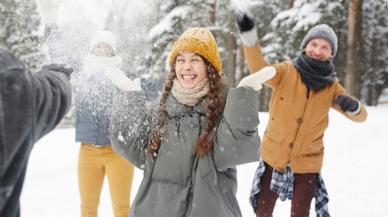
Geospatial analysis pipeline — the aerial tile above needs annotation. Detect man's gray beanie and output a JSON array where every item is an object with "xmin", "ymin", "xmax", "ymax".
[{"xmin": 301, "ymin": 24, "xmax": 338, "ymax": 57}]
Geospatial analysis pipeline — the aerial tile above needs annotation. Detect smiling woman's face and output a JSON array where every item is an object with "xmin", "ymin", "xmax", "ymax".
[{"xmin": 174, "ymin": 52, "xmax": 207, "ymax": 89}]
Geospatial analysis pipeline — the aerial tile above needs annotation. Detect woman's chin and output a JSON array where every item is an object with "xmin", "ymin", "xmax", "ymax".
[{"xmin": 180, "ymin": 80, "xmax": 197, "ymax": 89}]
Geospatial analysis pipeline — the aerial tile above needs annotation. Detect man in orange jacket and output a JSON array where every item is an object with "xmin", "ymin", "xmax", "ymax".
[{"xmin": 236, "ymin": 14, "xmax": 367, "ymax": 217}]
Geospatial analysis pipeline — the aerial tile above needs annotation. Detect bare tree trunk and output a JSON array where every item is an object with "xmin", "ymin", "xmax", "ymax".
[
  {"xmin": 345, "ymin": 0, "xmax": 363, "ymax": 98},
  {"xmin": 239, "ymin": 46, "xmax": 247, "ymax": 82},
  {"xmin": 225, "ymin": 14, "xmax": 237, "ymax": 87},
  {"xmin": 209, "ymin": 1, "xmax": 216, "ymax": 25},
  {"xmin": 258, "ymin": 87, "xmax": 271, "ymax": 111},
  {"xmin": 209, "ymin": 1, "xmax": 237, "ymax": 86},
  {"xmin": 288, "ymin": 0, "xmax": 295, "ymax": 8}
]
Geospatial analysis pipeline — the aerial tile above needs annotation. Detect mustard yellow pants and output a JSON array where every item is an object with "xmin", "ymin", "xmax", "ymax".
[{"xmin": 78, "ymin": 144, "xmax": 134, "ymax": 217}]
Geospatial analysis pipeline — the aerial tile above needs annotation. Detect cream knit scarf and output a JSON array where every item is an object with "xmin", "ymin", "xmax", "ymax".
[
  {"xmin": 171, "ymin": 78, "xmax": 209, "ymax": 106},
  {"xmin": 84, "ymin": 54, "xmax": 123, "ymax": 72}
]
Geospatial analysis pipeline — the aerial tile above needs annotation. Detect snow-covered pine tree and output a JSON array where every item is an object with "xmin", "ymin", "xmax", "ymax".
[
  {"xmin": 140, "ymin": 0, "xmax": 188, "ymax": 79},
  {"xmin": 0, "ymin": 0, "xmax": 44, "ymax": 70},
  {"xmin": 244, "ymin": 0, "xmax": 288, "ymax": 63},
  {"xmin": 361, "ymin": 0, "xmax": 388, "ymax": 105}
]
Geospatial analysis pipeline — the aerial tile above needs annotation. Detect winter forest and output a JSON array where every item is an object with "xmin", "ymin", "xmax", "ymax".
[
  {"xmin": 1, "ymin": 0, "xmax": 388, "ymax": 216},
  {"xmin": 1, "ymin": 0, "xmax": 388, "ymax": 114}
]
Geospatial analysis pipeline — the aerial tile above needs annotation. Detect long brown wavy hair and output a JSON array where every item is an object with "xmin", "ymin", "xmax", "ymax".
[{"xmin": 146, "ymin": 56, "xmax": 225, "ymax": 156}]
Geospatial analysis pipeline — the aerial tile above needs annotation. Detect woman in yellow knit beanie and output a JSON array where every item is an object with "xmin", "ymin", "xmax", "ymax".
[{"xmin": 110, "ymin": 27, "xmax": 273, "ymax": 217}]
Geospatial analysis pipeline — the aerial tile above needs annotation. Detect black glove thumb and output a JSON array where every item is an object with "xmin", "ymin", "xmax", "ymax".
[{"xmin": 236, "ymin": 13, "xmax": 255, "ymax": 33}]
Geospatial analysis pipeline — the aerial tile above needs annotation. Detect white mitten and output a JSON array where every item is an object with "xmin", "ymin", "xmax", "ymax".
[
  {"xmin": 239, "ymin": 27, "xmax": 259, "ymax": 47},
  {"xmin": 104, "ymin": 67, "xmax": 142, "ymax": 92},
  {"xmin": 237, "ymin": 66, "xmax": 276, "ymax": 91}
]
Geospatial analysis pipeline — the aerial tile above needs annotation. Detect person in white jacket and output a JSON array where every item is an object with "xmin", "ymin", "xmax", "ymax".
[{"xmin": 72, "ymin": 30, "xmax": 136, "ymax": 217}]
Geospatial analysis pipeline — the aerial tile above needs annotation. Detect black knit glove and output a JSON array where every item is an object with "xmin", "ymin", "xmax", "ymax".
[
  {"xmin": 236, "ymin": 13, "xmax": 255, "ymax": 33},
  {"xmin": 41, "ymin": 64, "xmax": 73, "ymax": 80},
  {"xmin": 333, "ymin": 95, "xmax": 359, "ymax": 112}
]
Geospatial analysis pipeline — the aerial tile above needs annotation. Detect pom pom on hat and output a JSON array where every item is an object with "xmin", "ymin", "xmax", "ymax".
[{"xmin": 168, "ymin": 27, "xmax": 222, "ymax": 74}]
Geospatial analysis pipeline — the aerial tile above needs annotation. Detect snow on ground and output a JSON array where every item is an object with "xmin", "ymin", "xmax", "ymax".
[{"xmin": 21, "ymin": 106, "xmax": 388, "ymax": 216}]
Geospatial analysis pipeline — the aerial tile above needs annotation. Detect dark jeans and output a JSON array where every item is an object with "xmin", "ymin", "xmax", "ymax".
[{"xmin": 255, "ymin": 163, "xmax": 317, "ymax": 217}]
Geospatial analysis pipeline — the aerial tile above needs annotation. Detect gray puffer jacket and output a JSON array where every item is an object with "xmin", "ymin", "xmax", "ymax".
[{"xmin": 110, "ymin": 86, "xmax": 260, "ymax": 217}]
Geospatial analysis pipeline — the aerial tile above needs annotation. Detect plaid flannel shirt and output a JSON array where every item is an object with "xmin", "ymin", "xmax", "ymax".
[{"xmin": 249, "ymin": 161, "xmax": 330, "ymax": 217}]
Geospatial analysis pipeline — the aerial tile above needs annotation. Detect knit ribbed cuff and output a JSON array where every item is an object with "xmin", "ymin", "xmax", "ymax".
[{"xmin": 347, "ymin": 100, "xmax": 362, "ymax": 116}]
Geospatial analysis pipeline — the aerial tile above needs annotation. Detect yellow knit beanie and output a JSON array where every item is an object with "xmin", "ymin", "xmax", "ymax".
[{"xmin": 168, "ymin": 27, "xmax": 222, "ymax": 74}]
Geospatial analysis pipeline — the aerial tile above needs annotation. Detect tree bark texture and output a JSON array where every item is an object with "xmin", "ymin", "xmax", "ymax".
[{"xmin": 345, "ymin": 0, "xmax": 363, "ymax": 98}]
